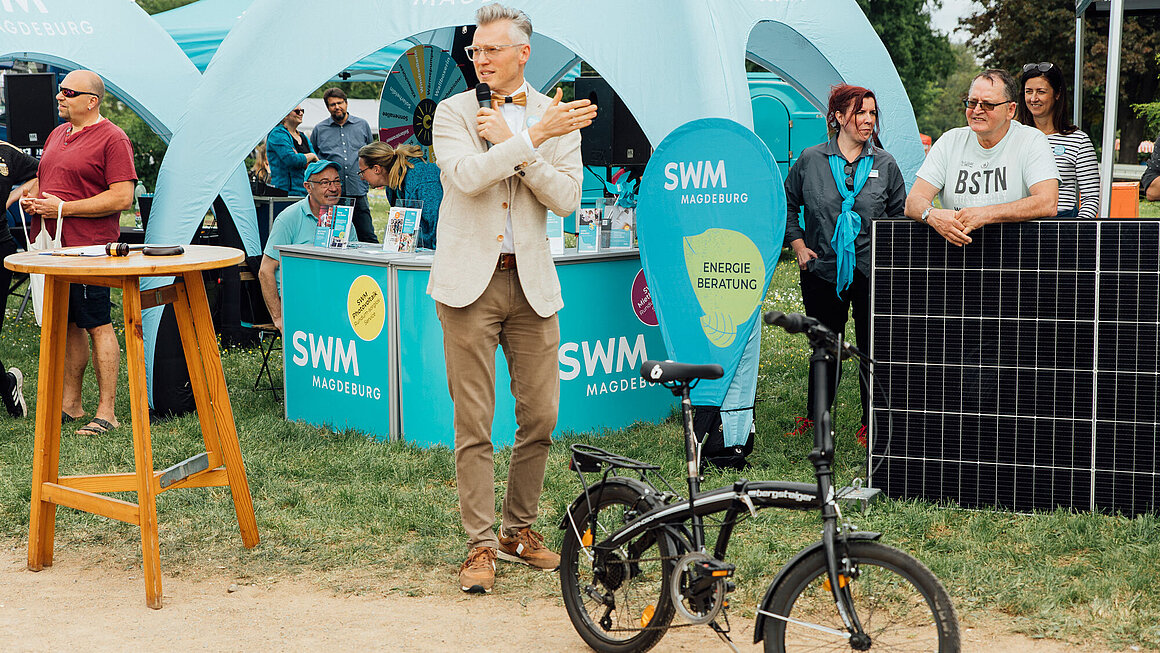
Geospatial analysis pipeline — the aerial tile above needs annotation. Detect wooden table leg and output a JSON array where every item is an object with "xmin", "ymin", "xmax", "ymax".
[
  {"xmin": 122, "ymin": 277, "xmax": 163, "ymax": 609},
  {"xmin": 28, "ymin": 276, "xmax": 70, "ymax": 571},
  {"xmin": 170, "ymin": 280, "xmax": 223, "ymax": 470},
  {"xmin": 182, "ymin": 271, "xmax": 259, "ymax": 549}
]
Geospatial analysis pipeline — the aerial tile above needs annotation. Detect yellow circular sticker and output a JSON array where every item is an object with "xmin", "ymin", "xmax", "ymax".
[{"xmin": 347, "ymin": 275, "xmax": 385, "ymax": 341}]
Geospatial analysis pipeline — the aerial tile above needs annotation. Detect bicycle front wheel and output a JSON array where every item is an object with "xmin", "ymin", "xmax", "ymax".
[
  {"xmin": 560, "ymin": 480, "xmax": 677, "ymax": 653},
  {"xmin": 762, "ymin": 541, "xmax": 959, "ymax": 652}
]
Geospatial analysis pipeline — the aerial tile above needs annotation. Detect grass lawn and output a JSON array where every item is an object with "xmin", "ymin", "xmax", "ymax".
[{"xmin": 10, "ymin": 214, "xmax": 1160, "ymax": 650}]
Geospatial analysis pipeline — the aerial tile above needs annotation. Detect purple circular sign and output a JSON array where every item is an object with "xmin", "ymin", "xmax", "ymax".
[{"xmin": 631, "ymin": 269, "xmax": 658, "ymax": 326}]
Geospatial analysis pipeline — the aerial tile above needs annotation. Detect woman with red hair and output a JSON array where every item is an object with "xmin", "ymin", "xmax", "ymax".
[{"xmin": 782, "ymin": 84, "xmax": 906, "ymax": 446}]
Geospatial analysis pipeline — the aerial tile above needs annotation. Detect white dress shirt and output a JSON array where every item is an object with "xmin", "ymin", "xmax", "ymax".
[{"xmin": 497, "ymin": 80, "xmax": 535, "ymax": 254}]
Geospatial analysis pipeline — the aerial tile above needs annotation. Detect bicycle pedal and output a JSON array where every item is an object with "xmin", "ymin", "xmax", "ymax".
[{"xmin": 690, "ymin": 558, "xmax": 735, "ymax": 580}]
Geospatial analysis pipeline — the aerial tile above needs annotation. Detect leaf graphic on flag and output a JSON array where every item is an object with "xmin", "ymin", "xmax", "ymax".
[{"xmin": 683, "ymin": 228, "xmax": 765, "ymax": 349}]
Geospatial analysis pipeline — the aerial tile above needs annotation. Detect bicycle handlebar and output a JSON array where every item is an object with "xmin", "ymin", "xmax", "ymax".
[{"xmin": 763, "ymin": 311, "xmax": 872, "ymax": 363}]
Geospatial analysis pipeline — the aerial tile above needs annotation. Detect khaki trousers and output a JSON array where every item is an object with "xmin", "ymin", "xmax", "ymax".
[{"xmin": 436, "ymin": 267, "xmax": 560, "ymax": 549}]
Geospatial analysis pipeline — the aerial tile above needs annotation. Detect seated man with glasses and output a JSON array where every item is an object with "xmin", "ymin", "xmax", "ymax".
[
  {"xmin": 905, "ymin": 68, "xmax": 1059, "ymax": 246},
  {"xmin": 258, "ymin": 160, "xmax": 355, "ymax": 332}
]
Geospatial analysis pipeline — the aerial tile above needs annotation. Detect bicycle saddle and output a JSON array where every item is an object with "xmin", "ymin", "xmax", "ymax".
[{"xmin": 640, "ymin": 360, "xmax": 724, "ymax": 383}]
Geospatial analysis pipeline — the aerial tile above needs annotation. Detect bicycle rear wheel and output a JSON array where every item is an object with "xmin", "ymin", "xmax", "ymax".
[
  {"xmin": 762, "ymin": 541, "xmax": 959, "ymax": 652},
  {"xmin": 560, "ymin": 481, "xmax": 677, "ymax": 653}
]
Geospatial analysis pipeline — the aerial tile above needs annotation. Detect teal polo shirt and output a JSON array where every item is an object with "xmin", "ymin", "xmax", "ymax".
[{"xmin": 264, "ymin": 198, "xmax": 358, "ymax": 290}]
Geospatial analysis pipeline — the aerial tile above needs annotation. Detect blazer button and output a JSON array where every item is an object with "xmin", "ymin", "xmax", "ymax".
[
  {"xmin": 497, "ymin": 235, "xmax": 504, "ymax": 242},
  {"xmin": 502, "ymin": 202, "xmax": 509, "ymax": 209}
]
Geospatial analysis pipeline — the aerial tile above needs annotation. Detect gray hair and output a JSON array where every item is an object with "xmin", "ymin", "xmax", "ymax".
[
  {"xmin": 475, "ymin": 3, "xmax": 532, "ymax": 44},
  {"xmin": 972, "ymin": 68, "xmax": 1018, "ymax": 103}
]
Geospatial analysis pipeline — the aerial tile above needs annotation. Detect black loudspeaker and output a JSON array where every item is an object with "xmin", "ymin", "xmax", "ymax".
[
  {"xmin": 450, "ymin": 25, "xmax": 479, "ymax": 89},
  {"xmin": 574, "ymin": 76, "xmax": 650, "ymax": 168},
  {"xmin": 4, "ymin": 73, "xmax": 56, "ymax": 149},
  {"xmin": 150, "ymin": 304, "xmax": 196, "ymax": 419}
]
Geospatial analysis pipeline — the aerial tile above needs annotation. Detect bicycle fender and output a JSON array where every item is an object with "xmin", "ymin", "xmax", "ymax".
[
  {"xmin": 752, "ymin": 531, "xmax": 882, "ymax": 644},
  {"xmin": 558, "ymin": 476, "xmax": 660, "ymax": 530}
]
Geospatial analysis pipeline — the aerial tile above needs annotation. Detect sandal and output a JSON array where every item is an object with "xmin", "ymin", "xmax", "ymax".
[{"xmin": 76, "ymin": 417, "xmax": 117, "ymax": 436}]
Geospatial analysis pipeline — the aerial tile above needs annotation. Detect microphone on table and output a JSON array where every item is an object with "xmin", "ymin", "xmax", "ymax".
[
  {"xmin": 105, "ymin": 243, "xmax": 185, "ymax": 257},
  {"xmin": 475, "ymin": 83, "xmax": 492, "ymax": 149}
]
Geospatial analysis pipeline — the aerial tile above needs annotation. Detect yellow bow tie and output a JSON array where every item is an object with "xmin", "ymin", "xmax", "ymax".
[{"xmin": 492, "ymin": 92, "xmax": 527, "ymax": 108}]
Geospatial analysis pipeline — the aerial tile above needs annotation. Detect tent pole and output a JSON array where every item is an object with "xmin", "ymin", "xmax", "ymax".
[
  {"xmin": 1098, "ymin": 0, "xmax": 1125, "ymax": 219},
  {"xmin": 1074, "ymin": 14, "xmax": 1084, "ymax": 127}
]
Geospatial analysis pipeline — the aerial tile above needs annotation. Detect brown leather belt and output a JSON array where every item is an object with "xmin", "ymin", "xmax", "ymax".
[{"xmin": 497, "ymin": 253, "xmax": 517, "ymax": 271}]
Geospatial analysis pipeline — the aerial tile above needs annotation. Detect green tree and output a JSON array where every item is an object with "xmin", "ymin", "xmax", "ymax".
[
  {"xmin": 963, "ymin": 0, "xmax": 1160, "ymax": 163},
  {"xmin": 856, "ymin": 0, "xmax": 956, "ymax": 135},
  {"xmin": 918, "ymin": 42, "xmax": 981, "ymax": 140},
  {"xmin": 136, "ymin": 0, "xmax": 197, "ymax": 14},
  {"xmin": 87, "ymin": 0, "xmax": 199, "ymax": 188}
]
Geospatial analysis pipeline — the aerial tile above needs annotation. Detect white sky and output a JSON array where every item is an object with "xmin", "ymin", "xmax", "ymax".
[{"xmin": 929, "ymin": 0, "xmax": 980, "ymax": 42}]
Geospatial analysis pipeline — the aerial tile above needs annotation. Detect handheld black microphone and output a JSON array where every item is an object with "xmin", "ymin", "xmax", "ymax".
[
  {"xmin": 475, "ymin": 82, "xmax": 491, "ymax": 109},
  {"xmin": 475, "ymin": 83, "xmax": 492, "ymax": 149}
]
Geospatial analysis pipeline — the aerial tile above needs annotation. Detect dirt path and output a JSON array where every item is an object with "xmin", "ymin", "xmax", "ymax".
[{"xmin": 0, "ymin": 542, "xmax": 1103, "ymax": 652}]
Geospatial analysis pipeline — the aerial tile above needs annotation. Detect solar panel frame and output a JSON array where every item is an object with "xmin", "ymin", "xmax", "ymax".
[{"xmin": 869, "ymin": 219, "xmax": 1160, "ymax": 514}]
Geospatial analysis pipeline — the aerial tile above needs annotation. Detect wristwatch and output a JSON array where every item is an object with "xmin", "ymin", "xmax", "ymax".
[{"xmin": 920, "ymin": 206, "xmax": 933, "ymax": 224}]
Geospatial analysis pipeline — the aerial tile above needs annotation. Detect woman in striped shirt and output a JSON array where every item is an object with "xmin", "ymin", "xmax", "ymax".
[{"xmin": 1017, "ymin": 62, "xmax": 1100, "ymax": 219}]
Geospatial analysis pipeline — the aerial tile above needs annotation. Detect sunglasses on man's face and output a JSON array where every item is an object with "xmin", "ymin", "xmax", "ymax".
[{"xmin": 59, "ymin": 87, "xmax": 98, "ymax": 99}]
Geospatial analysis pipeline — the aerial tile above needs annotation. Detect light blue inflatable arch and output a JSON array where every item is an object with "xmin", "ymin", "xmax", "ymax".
[
  {"xmin": 152, "ymin": 0, "xmax": 742, "ymax": 236},
  {"xmin": 727, "ymin": 0, "xmax": 926, "ymax": 186},
  {"xmin": 153, "ymin": 0, "xmax": 919, "ymax": 438},
  {"xmin": 0, "ymin": 0, "xmax": 260, "ymax": 405}
]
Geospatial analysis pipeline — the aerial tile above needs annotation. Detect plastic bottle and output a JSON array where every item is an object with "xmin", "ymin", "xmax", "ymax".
[{"xmin": 133, "ymin": 180, "xmax": 146, "ymax": 228}]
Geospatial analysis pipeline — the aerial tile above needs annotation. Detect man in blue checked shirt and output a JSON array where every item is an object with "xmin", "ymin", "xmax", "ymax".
[{"xmin": 311, "ymin": 87, "xmax": 378, "ymax": 243}]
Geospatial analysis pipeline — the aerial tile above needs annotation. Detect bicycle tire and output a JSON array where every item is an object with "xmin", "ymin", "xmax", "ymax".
[
  {"xmin": 560, "ymin": 481, "xmax": 678, "ymax": 653},
  {"xmin": 762, "ymin": 541, "xmax": 960, "ymax": 652}
]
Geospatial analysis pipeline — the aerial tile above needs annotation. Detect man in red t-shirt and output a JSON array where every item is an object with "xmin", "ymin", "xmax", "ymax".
[{"xmin": 20, "ymin": 70, "xmax": 136, "ymax": 437}]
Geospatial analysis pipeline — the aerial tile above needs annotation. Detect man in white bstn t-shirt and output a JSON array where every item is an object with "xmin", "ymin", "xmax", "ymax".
[{"xmin": 906, "ymin": 69, "xmax": 1060, "ymax": 246}]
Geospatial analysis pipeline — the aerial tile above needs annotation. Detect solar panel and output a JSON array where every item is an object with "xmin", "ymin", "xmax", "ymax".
[{"xmin": 869, "ymin": 220, "xmax": 1160, "ymax": 514}]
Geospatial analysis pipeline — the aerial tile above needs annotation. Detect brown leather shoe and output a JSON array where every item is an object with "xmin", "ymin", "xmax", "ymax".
[
  {"xmin": 497, "ymin": 527, "xmax": 560, "ymax": 570},
  {"xmin": 459, "ymin": 546, "xmax": 496, "ymax": 593}
]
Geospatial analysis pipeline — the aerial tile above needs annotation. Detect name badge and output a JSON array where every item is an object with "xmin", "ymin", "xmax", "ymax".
[
  {"xmin": 868, "ymin": 169, "xmax": 879, "ymax": 178},
  {"xmin": 1053, "ymin": 145, "xmax": 1067, "ymax": 156}
]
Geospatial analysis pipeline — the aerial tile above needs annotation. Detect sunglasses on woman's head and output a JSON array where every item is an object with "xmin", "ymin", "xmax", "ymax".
[
  {"xmin": 59, "ymin": 87, "xmax": 98, "ymax": 99},
  {"xmin": 1023, "ymin": 62, "xmax": 1055, "ymax": 73}
]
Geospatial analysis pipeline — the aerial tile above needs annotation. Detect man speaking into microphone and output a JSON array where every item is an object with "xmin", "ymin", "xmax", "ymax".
[{"xmin": 429, "ymin": 2, "xmax": 596, "ymax": 594}]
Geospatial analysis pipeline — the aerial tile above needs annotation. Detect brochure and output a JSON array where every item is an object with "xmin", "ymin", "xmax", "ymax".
[
  {"xmin": 329, "ymin": 204, "xmax": 353, "ymax": 248},
  {"xmin": 547, "ymin": 210, "xmax": 566, "ymax": 255},
  {"xmin": 605, "ymin": 200, "xmax": 635, "ymax": 249},
  {"xmin": 312, "ymin": 204, "xmax": 354, "ymax": 249},
  {"xmin": 314, "ymin": 204, "xmax": 336, "ymax": 248},
  {"xmin": 383, "ymin": 199, "xmax": 424, "ymax": 253},
  {"xmin": 577, "ymin": 207, "xmax": 600, "ymax": 253}
]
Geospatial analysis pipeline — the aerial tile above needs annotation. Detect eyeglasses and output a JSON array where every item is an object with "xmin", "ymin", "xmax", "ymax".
[
  {"xmin": 291, "ymin": 108, "xmax": 305, "ymax": 115},
  {"xmin": 962, "ymin": 98, "xmax": 1013, "ymax": 112},
  {"xmin": 1023, "ymin": 62, "xmax": 1055, "ymax": 73},
  {"xmin": 358, "ymin": 165, "xmax": 372, "ymax": 176},
  {"xmin": 464, "ymin": 44, "xmax": 521, "ymax": 60},
  {"xmin": 59, "ymin": 87, "xmax": 98, "ymax": 99},
  {"xmin": 308, "ymin": 178, "xmax": 342, "ymax": 188}
]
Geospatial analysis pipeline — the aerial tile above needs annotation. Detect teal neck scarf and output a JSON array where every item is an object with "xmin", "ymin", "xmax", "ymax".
[{"xmin": 828, "ymin": 152, "xmax": 873, "ymax": 298}]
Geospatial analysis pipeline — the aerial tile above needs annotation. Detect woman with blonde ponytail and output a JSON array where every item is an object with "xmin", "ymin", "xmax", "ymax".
[{"xmin": 358, "ymin": 142, "xmax": 443, "ymax": 249}]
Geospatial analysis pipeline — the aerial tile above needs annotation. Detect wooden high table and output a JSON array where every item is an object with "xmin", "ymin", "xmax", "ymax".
[{"xmin": 5, "ymin": 245, "xmax": 259, "ymax": 609}]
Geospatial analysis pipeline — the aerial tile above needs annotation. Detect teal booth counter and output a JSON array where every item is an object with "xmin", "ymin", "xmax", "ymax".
[{"xmin": 277, "ymin": 245, "xmax": 675, "ymax": 446}]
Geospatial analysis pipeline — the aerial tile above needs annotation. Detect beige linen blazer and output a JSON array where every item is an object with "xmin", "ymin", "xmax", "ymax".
[{"xmin": 427, "ymin": 86, "xmax": 583, "ymax": 317}]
